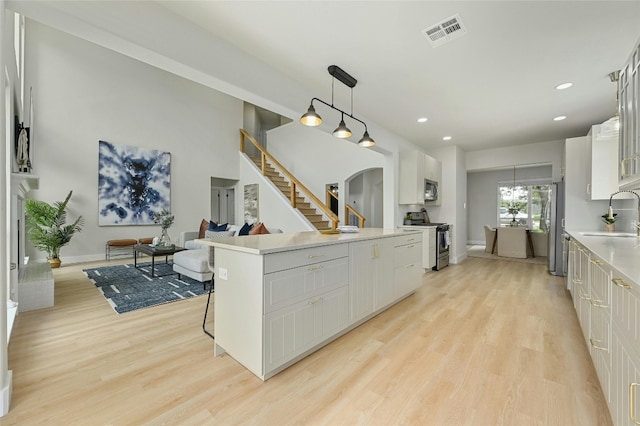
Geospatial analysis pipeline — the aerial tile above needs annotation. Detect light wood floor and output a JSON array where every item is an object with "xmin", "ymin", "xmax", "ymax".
[{"xmin": 4, "ymin": 256, "xmax": 611, "ymax": 425}]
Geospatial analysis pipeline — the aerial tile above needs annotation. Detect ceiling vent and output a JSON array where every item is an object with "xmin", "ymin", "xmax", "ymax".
[{"xmin": 422, "ymin": 14, "xmax": 467, "ymax": 47}]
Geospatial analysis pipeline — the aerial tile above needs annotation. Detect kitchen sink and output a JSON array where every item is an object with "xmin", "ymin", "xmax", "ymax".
[{"xmin": 579, "ymin": 231, "xmax": 639, "ymax": 238}]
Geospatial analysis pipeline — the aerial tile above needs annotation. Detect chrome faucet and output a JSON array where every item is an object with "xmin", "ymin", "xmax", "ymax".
[{"xmin": 609, "ymin": 190, "xmax": 640, "ymax": 236}]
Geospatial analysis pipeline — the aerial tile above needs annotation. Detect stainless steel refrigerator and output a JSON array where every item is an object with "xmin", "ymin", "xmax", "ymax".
[{"xmin": 548, "ymin": 181, "xmax": 567, "ymax": 276}]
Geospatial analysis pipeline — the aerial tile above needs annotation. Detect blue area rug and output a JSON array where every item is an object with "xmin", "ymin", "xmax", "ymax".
[{"xmin": 83, "ymin": 261, "xmax": 209, "ymax": 314}]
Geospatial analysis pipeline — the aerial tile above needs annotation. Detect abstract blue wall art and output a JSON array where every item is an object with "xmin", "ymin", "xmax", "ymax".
[{"xmin": 98, "ymin": 140, "xmax": 171, "ymax": 226}]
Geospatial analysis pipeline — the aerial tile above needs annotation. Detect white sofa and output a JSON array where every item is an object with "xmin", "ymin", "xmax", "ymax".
[
  {"xmin": 173, "ymin": 226, "xmax": 283, "ymax": 282},
  {"xmin": 173, "ymin": 231, "xmax": 214, "ymax": 282}
]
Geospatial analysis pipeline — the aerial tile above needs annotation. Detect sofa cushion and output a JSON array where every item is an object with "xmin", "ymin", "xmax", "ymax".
[
  {"xmin": 238, "ymin": 223, "xmax": 253, "ymax": 236},
  {"xmin": 173, "ymin": 249, "xmax": 210, "ymax": 273},
  {"xmin": 185, "ymin": 240, "xmax": 207, "ymax": 250},
  {"xmin": 209, "ymin": 222, "xmax": 228, "ymax": 232},
  {"xmin": 249, "ymin": 222, "xmax": 270, "ymax": 235},
  {"xmin": 205, "ymin": 230, "xmax": 235, "ymax": 238},
  {"xmin": 198, "ymin": 219, "xmax": 209, "ymax": 239}
]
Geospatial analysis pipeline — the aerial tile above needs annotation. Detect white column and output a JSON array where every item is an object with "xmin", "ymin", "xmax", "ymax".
[{"xmin": 0, "ymin": 0, "xmax": 13, "ymax": 416}]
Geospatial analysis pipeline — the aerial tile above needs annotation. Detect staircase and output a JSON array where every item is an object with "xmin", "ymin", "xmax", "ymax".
[{"xmin": 249, "ymin": 156, "xmax": 330, "ymax": 230}]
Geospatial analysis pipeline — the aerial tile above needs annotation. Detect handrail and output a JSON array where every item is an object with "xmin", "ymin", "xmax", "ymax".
[
  {"xmin": 346, "ymin": 205, "xmax": 366, "ymax": 228},
  {"xmin": 240, "ymin": 129, "xmax": 339, "ymax": 229},
  {"xmin": 326, "ymin": 189, "xmax": 366, "ymax": 228}
]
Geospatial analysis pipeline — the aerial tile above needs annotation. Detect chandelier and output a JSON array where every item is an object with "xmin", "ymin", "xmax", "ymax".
[{"xmin": 300, "ymin": 65, "xmax": 375, "ymax": 148}]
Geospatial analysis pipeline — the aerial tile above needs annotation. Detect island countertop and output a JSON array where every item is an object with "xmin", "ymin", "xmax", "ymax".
[
  {"xmin": 567, "ymin": 230, "xmax": 640, "ymax": 286},
  {"xmin": 195, "ymin": 228, "xmax": 422, "ymax": 255}
]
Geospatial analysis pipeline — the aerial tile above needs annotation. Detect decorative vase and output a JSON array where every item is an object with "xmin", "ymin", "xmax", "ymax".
[
  {"xmin": 158, "ymin": 228, "xmax": 172, "ymax": 247},
  {"xmin": 48, "ymin": 257, "xmax": 61, "ymax": 268},
  {"xmin": 510, "ymin": 219, "xmax": 518, "ymax": 227},
  {"xmin": 605, "ymin": 223, "xmax": 615, "ymax": 232}
]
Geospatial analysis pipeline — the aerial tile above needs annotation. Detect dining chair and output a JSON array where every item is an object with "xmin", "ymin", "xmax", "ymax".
[
  {"xmin": 496, "ymin": 227, "xmax": 528, "ymax": 258},
  {"xmin": 484, "ymin": 225, "xmax": 497, "ymax": 253}
]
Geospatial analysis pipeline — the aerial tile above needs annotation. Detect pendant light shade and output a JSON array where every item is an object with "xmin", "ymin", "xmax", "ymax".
[
  {"xmin": 358, "ymin": 131, "xmax": 376, "ymax": 147},
  {"xmin": 299, "ymin": 104, "xmax": 323, "ymax": 126},
  {"xmin": 332, "ymin": 115, "xmax": 352, "ymax": 138}
]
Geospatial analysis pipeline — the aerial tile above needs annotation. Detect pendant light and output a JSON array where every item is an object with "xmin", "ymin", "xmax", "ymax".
[
  {"xmin": 358, "ymin": 131, "xmax": 376, "ymax": 147},
  {"xmin": 333, "ymin": 113, "xmax": 352, "ymax": 138},
  {"xmin": 300, "ymin": 65, "xmax": 375, "ymax": 148},
  {"xmin": 300, "ymin": 104, "xmax": 322, "ymax": 127}
]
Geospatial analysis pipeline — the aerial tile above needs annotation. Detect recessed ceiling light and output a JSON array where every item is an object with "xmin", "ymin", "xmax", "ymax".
[
  {"xmin": 417, "ymin": 117, "xmax": 428, "ymax": 123},
  {"xmin": 555, "ymin": 82, "xmax": 573, "ymax": 90},
  {"xmin": 442, "ymin": 136, "xmax": 452, "ymax": 141},
  {"xmin": 553, "ymin": 115, "xmax": 567, "ymax": 121}
]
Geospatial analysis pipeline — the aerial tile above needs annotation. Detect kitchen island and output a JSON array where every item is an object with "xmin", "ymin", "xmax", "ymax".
[{"xmin": 196, "ymin": 228, "xmax": 423, "ymax": 380}]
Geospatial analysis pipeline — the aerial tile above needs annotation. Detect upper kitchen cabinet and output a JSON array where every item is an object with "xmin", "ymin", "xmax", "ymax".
[
  {"xmin": 398, "ymin": 151, "xmax": 442, "ymax": 206},
  {"xmin": 619, "ymin": 36, "xmax": 640, "ymax": 189},
  {"xmin": 587, "ymin": 124, "xmax": 631, "ymax": 200}
]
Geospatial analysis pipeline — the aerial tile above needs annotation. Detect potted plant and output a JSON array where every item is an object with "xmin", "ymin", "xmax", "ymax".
[
  {"xmin": 152, "ymin": 208, "xmax": 175, "ymax": 248},
  {"xmin": 602, "ymin": 208, "xmax": 618, "ymax": 232},
  {"xmin": 25, "ymin": 190, "xmax": 84, "ymax": 268}
]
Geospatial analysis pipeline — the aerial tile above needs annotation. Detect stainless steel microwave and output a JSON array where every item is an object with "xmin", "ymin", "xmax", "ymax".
[{"xmin": 425, "ymin": 178, "xmax": 438, "ymax": 202}]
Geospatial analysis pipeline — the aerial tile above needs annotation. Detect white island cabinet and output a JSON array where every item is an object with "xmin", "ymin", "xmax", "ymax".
[{"xmin": 197, "ymin": 228, "xmax": 423, "ymax": 381}]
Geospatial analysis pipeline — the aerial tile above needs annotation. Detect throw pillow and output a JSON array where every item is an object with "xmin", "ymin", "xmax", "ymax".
[
  {"xmin": 249, "ymin": 222, "xmax": 270, "ymax": 235},
  {"xmin": 204, "ymin": 230, "xmax": 235, "ymax": 239},
  {"xmin": 209, "ymin": 222, "xmax": 228, "ymax": 232},
  {"xmin": 238, "ymin": 222, "xmax": 253, "ymax": 236},
  {"xmin": 198, "ymin": 219, "xmax": 209, "ymax": 239}
]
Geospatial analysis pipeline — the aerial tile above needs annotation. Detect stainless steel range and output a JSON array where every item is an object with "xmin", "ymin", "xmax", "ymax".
[{"xmin": 433, "ymin": 224, "xmax": 450, "ymax": 271}]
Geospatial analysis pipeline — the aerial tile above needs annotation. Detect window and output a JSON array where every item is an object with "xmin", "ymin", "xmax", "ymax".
[{"xmin": 498, "ymin": 183, "xmax": 551, "ymax": 231}]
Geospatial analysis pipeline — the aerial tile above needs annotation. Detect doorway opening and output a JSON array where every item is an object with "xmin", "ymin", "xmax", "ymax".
[{"xmin": 210, "ymin": 177, "xmax": 237, "ymax": 223}]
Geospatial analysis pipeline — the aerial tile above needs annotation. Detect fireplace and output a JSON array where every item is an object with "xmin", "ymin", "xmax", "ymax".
[{"xmin": 10, "ymin": 173, "xmax": 39, "ymax": 303}]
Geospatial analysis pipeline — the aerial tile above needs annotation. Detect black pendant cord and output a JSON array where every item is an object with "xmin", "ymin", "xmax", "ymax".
[{"xmin": 202, "ymin": 280, "xmax": 215, "ymax": 340}]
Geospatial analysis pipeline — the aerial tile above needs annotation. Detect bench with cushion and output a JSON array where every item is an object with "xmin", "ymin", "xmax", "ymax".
[{"xmin": 105, "ymin": 239, "xmax": 137, "ymax": 260}]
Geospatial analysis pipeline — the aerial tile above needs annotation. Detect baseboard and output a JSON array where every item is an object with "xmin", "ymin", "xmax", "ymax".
[
  {"xmin": 0, "ymin": 370, "xmax": 12, "ymax": 417},
  {"xmin": 451, "ymin": 252, "xmax": 467, "ymax": 264}
]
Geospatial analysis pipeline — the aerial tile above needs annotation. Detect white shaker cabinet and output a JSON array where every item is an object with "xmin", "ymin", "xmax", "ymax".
[
  {"xmin": 611, "ymin": 330, "xmax": 640, "ymax": 426},
  {"xmin": 570, "ymin": 239, "xmax": 591, "ymax": 345},
  {"xmin": 426, "ymin": 227, "xmax": 436, "ymax": 270},
  {"xmin": 398, "ymin": 226, "xmax": 436, "ymax": 270},
  {"xmin": 611, "ymin": 273, "xmax": 640, "ymax": 426},
  {"xmin": 264, "ymin": 286, "xmax": 349, "ymax": 374},
  {"xmin": 567, "ymin": 233, "xmax": 640, "ymax": 425},
  {"xmin": 587, "ymin": 125, "xmax": 629, "ymax": 200},
  {"xmin": 263, "ymin": 254, "xmax": 350, "ymax": 373},
  {"xmin": 393, "ymin": 234, "xmax": 423, "ymax": 298},
  {"xmin": 619, "ymin": 35, "xmax": 640, "ymax": 190},
  {"xmin": 398, "ymin": 151, "xmax": 442, "ymax": 206},
  {"xmin": 349, "ymin": 238, "xmax": 393, "ymax": 322},
  {"xmin": 207, "ymin": 229, "xmax": 423, "ymax": 381},
  {"xmin": 589, "ymin": 257, "xmax": 612, "ymax": 403}
]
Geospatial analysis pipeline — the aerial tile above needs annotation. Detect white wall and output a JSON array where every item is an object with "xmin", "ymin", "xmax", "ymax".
[
  {"xmin": 237, "ymin": 154, "xmax": 310, "ymax": 232},
  {"xmin": 426, "ymin": 145, "xmax": 467, "ymax": 264},
  {"xmin": 267, "ymin": 124, "xmax": 384, "ymax": 198},
  {"xmin": 466, "ymin": 139, "xmax": 564, "ymax": 180},
  {"xmin": 266, "ymin": 123, "xmax": 385, "ymax": 227},
  {"xmin": 467, "ymin": 165, "xmax": 552, "ymax": 244},
  {"xmin": 24, "ymin": 20, "xmax": 243, "ymax": 263}
]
